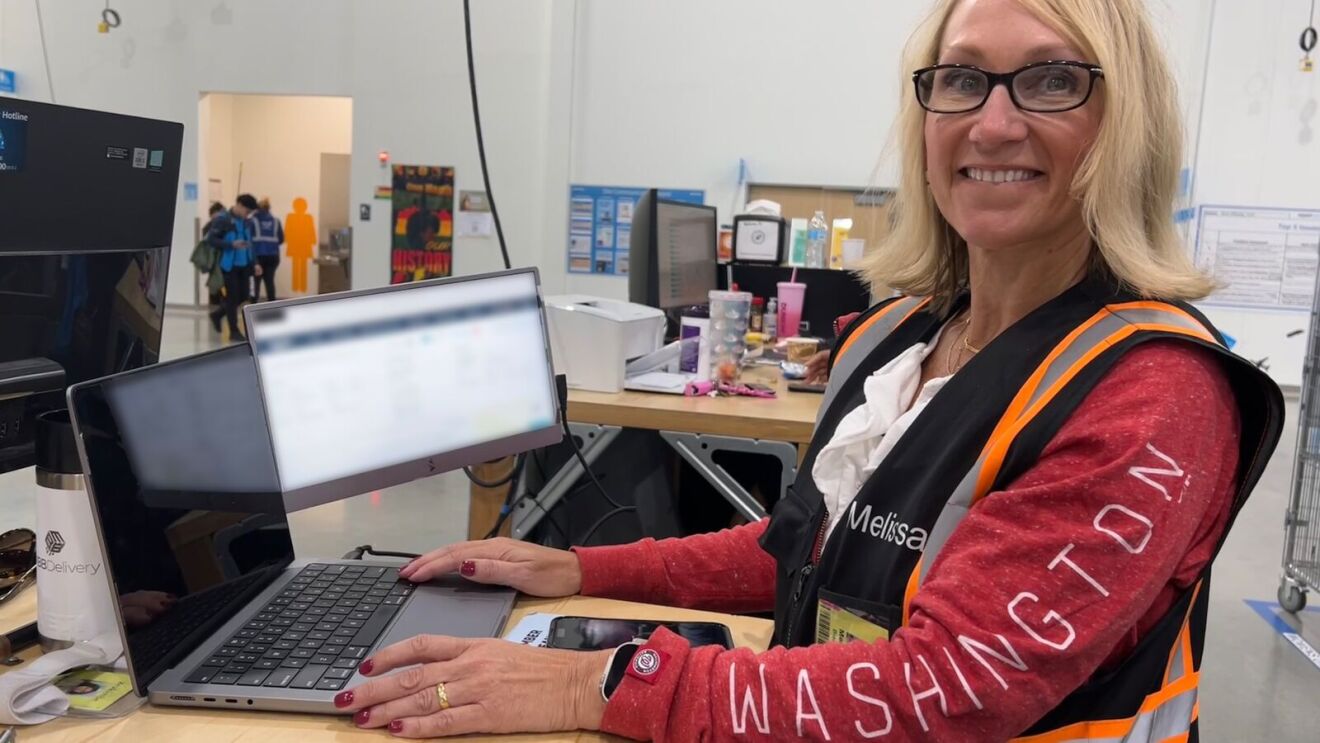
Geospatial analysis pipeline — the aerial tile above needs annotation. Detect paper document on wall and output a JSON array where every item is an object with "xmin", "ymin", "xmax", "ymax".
[{"xmin": 1194, "ymin": 205, "xmax": 1320, "ymax": 311}]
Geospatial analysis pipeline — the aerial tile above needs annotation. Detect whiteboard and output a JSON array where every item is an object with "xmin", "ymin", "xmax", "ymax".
[{"xmin": 1193, "ymin": 205, "xmax": 1320, "ymax": 312}]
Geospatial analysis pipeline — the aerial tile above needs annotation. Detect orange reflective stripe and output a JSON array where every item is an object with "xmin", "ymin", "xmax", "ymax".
[
  {"xmin": 973, "ymin": 323, "xmax": 1214, "ymax": 503},
  {"xmin": 1010, "ymin": 673, "xmax": 1200, "ymax": 743},
  {"xmin": 902, "ymin": 559, "xmax": 921, "ymax": 626},
  {"xmin": 980, "ymin": 309, "xmax": 1112, "ymax": 460},
  {"xmin": 834, "ymin": 297, "xmax": 931, "ymax": 363}
]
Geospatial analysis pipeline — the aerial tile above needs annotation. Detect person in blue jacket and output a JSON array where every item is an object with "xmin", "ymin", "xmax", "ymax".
[
  {"xmin": 248, "ymin": 196, "xmax": 285, "ymax": 302},
  {"xmin": 207, "ymin": 193, "xmax": 257, "ymax": 341}
]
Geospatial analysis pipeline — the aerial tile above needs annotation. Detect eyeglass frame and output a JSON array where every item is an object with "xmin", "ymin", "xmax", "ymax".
[{"xmin": 911, "ymin": 60, "xmax": 1105, "ymax": 114}]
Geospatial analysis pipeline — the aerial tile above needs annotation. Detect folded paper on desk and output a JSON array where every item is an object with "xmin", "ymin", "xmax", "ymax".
[{"xmin": 503, "ymin": 613, "xmax": 558, "ymax": 647}]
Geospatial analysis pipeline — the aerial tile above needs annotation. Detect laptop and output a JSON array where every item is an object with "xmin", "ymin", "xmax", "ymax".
[{"xmin": 67, "ymin": 269, "xmax": 563, "ymax": 713}]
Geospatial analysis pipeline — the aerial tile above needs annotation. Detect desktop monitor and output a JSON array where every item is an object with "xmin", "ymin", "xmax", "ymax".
[
  {"xmin": 244, "ymin": 268, "xmax": 562, "ymax": 511},
  {"xmin": 0, "ymin": 99, "xmax": 183, "ymax": 474},
  {"xmin": 628, "ymin": 190, "xmax": 718, "ymax": 310}
]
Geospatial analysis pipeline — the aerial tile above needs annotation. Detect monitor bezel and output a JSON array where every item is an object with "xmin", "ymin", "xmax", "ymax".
[
  {"xmin": 243, "ymin": 267, "xmax": 563, "ymax": 512},
  {"xmin": 653, "ymin": 198, "xmax": 718, "ymax": 310}
]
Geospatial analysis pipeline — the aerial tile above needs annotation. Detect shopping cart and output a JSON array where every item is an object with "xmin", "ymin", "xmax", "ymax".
[{"xmin": 1281, "ymin": 274, "xmax": 1320, "ymax": 613}]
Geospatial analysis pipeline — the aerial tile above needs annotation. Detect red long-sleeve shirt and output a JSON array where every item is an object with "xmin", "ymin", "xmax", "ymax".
[{"xmin": 574, "ymin": 341, "xmax": 1242, "ymax": 741}]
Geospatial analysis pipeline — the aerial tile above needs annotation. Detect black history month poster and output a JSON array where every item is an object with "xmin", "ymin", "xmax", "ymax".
[{"xmin": 391, "ymin": 165, "xmax": 454, "ymax": 284}]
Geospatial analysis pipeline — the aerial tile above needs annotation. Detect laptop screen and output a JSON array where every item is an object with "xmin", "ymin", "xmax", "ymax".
[
  {"xmin": 245, "ymin": 269, "xmax": 561, "ymax": 511},
  {"xmin": 69, "ymin": 343, "xmax": 293, "ymax": 692}
]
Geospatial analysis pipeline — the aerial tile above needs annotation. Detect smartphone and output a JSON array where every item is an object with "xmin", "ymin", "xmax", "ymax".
[
  {"xmin": 547, "ymin": 616, "xmax": 734, "ymax": 650},
  {"xmin": 788, "ymin": 381, "xmax": 827, "ymax": 394}
]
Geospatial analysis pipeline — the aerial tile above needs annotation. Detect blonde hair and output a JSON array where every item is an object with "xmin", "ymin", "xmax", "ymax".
[{"xmin": 861, "ymin": 0, "xmax": 1213, "ymax": 312}]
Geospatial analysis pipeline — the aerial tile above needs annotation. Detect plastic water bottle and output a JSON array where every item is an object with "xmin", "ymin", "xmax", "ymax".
[
  {"xmin": 806, "ymin": 210, "xmax": 828, "ymax": 269},
  {"xmin": 765, "ymin": 297, "xmax": 778, "ymax": 340}
]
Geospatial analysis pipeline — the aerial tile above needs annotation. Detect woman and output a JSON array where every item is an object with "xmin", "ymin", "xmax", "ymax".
[{"xmin": 338, "ymin": 0, "xmax": 1282, "ymax": 739}]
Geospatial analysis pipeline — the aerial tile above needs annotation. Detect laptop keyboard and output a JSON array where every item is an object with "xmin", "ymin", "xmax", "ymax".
[{"xmin": 183, "ymin": 563, "xmax": 415, "ymax": 691}]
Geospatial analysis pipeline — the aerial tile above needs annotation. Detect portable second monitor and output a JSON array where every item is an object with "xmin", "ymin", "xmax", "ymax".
[{"xmin": 244, "ymin": 270, "xmax": 561, "ymax": 510}]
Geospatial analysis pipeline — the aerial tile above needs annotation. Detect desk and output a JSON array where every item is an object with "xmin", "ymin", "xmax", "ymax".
[
  {"xmin": 0, "ymin": 591, "xmax": 773, "ymax": 742},
  {"xmin": 468, "ymin": 367, "xmax": 822, "ymax": 541}
]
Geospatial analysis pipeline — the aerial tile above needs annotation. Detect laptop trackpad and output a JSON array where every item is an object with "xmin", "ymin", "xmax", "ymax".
[{"xmin": 376, "ymin": 577, "xmax": 514, "ymax": 650}]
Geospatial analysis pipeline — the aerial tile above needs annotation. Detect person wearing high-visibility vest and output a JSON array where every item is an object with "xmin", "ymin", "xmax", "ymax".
[{"xmin": 333, "ymin": 0, "xmax": 1283, "ymax": 740}]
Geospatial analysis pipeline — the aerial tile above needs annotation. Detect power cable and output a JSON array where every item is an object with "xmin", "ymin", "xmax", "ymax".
[
  {"xmin": 461, "ymin": 0, "xmax": 512, "ymax": 271},
  {"xmin": 34, "ymin": 0, "xmax": 55, "ymax": 103}
]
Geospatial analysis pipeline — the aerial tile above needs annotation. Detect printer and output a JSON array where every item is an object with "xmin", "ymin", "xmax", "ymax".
[{"xmin": 544, "ymin": 295, "xmax": 666, "ymax": 393}]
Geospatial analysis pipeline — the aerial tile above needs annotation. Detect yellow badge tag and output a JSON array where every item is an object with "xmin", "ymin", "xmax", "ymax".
[{"xmin": 816, "ymin": 597, "xmax": 890, "ymax": 644}]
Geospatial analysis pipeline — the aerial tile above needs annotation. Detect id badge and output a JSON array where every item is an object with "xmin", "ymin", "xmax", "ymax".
[{"xmin": 815, "ymin": 596, "xmax": 890, "ymax": 644}]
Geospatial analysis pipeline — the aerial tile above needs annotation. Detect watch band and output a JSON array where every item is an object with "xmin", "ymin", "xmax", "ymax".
[{"xmin": 600, "ymin": 640, "xmax": 645, "ymax": 702}]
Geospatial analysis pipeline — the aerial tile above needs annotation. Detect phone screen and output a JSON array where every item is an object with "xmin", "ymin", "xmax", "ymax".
[{"xmin": 548, "ymin": 617, "xmax": 733, "ymax": 650}]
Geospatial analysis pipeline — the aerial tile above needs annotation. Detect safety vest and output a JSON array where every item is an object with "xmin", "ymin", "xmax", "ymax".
[
  {"xmin": 249, "ymin": 211, "xmax": 284, "ymax": 257},
  {"xmin": 760, "ymin": 277, "xmax": 1282, "ymax": 742}
]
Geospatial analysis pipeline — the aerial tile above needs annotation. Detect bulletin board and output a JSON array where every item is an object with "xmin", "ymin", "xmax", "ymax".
[{"xmin": 567, "ymin": 185, "xmax": 704, "ymax": 276}]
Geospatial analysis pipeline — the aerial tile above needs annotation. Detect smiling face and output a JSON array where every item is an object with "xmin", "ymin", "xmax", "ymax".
[{"xmin": 924, "ymin": 0, "xmax": 1103, "ymax": 255}]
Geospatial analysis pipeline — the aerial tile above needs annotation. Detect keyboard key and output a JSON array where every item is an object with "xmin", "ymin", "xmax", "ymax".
[
  {"xmin": 342, "ymin": 619, "xmax": 366, "ymax": 629},
  {"xmin": 290, "ymin": 665, "xmax": 331, "ymax": 690},
  {"xmin": 324, "ymin": 668, "xmax": 353, "ymax": 680},
  {"xmin": 222, "ymin": 664, "xmax": 251, "ymax": 675},
  {"xmin": 383, "ymin": 596, "xmax": 407, "ymax": 607},
  {"xmin": 313, "ymin": 653, "xmax": 339, "ymax": 665},
  {"xmin": 333, "ymin": 658, "xmax": 359, "ymax": 669},
  {"xmin": 226, "ymin": 638, "xmax": 247, "ymax": 648},
  {"xmin": 236, "ymin": 653, "xmax": 261, "ymax": 664},
  {"xmin": 264, "ymin": 669, "xmax": 298, "ymax": 688},
  {"xmin": 362, "ymin": 567, "xmax": 386, "ymax": 579},
  {"xmin": 238, "ymin": 670, "xmax": 271, "ymax": 686},
  {"xmin": 216, "ymin": 647, "xmax": 240, "ymax": 658},
  {"xmin": 185, "ymin": 668, "xmax": 217, "ymax": 684},
  {"xmin": 279, "ymin": 611, "xmax": 302, "ymax": 620},
  {"xmin": 257, "ymin": 613, "xmax": 277, "ymax": 622},
  {"xmin": 307, "ymin": 608, "xmax": 328, "ymax": 617},
  {"xmin": 270, "ymin": 619, "xmax": 295, "ymax": 629},
  {"xmin": 316, "ymin": 677, "xmax": 348, "ymax": 691},
  {"xmin": 308, "ymin": 631, "xmax": 332, "ymax": 641},
  {"xmin": 351, "ymin": 606, "xmax": 400, "ymax": 646},
  {"xmin": 203, "ymin": 657, "xmax": 229, "ymax": 667},
  {"xmin": 334, "ymin": 628, "xmax": 357, "ymax": 638},
  {"xmin": 323, "ymin": 565, "xmax": 347, "ymax": 575},
  {"xmin": 263, "ymin": 649, "xmax": 288, "ymax": 660},
  {"xmin": 274, "ymin": 640, "xmax": 298, "ymax": 651},
  {"xmin": 342, "ymin": 646, "xmax": 369, "ymax": 660},
  {"xmin": 316, "ymin": 622, "xmax": 340, "ymax": 632},
  {"xmin": 237, "ymin": 629, "xmax": 259, "ymax": 639},
  {"xmin": 328, "ymin": 607, "xmax": 352, "ymax": 617},
  {"xmin": 244, "ymin": 621, "xmax": 268, "ymax": 631},
  {"xmin": 282, "ymin": 632, "xmax": 307, "ymax": 642},
  {"xmin": 299, "ymin": 640, "xmax": 321, "ymax": 650},
  {"xmin": 349, "ymin": 611, "xmax": 372, "ymax": 621},
  {"xmin": 292, "ymin": 648, "xmax": 316, "ymax": 659},
  {"xmin": 292, "ymin": 623, "xmax": 316, "ymax": 633},
  {"xmin": 326, "ymin": 636, "xmax": 350, "ymax": 646},
  {"xmin": 255, "ymin": 659, "xmax": 280, "ymax": 670},
  {"xmin": 290, "ymin": 602, "xmax": 312, "ymax": 612},
  {"xmin": 257, "ymin": 634, "xmax": 281, "ymax": 644},
  {"xmin": 212, "ymin": 673, "xmax": 241, "ymax": 685},
  {"xmin": 281, "ymin": 658, "xmax": 309, "ymax": 669}
]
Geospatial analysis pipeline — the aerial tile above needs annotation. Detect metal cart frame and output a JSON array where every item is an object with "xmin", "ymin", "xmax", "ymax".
[{"xmin": 1279, "ymin": 255, "xmax": 1320, "ymax": 613}]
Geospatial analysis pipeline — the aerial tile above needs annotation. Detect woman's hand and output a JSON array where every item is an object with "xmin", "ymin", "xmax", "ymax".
[
  {"xmin": 119, "ymin": 590, "xmax": 176, "ymax": 629},
  {"xmin": 337, "ymin": 635, "xmax": 610, "ymax": 738},
  {"xmin": 399, "ymin": 537, "xmax": 583, "ymax": 597},
  {"xmin": 804, "ymin": 350, "xmax": 831, "ymax": 384}
]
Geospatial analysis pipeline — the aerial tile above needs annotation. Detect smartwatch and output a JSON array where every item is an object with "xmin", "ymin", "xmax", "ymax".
[{"xmin": 600, "ymin": 640, "xmax": 644, "ymax": 702}]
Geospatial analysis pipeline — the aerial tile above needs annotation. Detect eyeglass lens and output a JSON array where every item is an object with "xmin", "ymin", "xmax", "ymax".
[{"xmin": 918, "ymin": 64, "xmax": 1093, "ymax": 113}]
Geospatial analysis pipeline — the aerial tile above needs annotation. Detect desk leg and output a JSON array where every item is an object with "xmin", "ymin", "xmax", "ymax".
[
  {"xmin": 467, "ymin": 457, "xmax": 517, "ymax": 540},
  {"xmin": 658, "ymin": 431, "xmax": 799, "ymax": 522},
  {"xmin": 510, "ymin": 424, "xmax": 623, "ymax": 541}
]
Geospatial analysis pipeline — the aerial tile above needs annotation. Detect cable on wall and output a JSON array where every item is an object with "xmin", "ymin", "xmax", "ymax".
[
  {"xmin": 461, "ymin": 0, "xmax": 512, "ymax": 271},
  {"xmin": 33, "ymin": 0, "xmax": 56, "ymax": 102}
]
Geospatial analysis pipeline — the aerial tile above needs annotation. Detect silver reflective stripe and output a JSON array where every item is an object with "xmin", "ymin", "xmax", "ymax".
[
  {"xmin": 1020, "ymin": 686, "xmax": 1197, "ymax": 743},
  {"xmin": 918, "ymin": 305, "xmax": 1217, "ymax": 583},
  {"xmin": 1165, "ymin": 632, "xmax": 1188, "ymax": 683},
  {"xmin": 816, "ymin": 297, "xmax": 926, "ymax": 426}
]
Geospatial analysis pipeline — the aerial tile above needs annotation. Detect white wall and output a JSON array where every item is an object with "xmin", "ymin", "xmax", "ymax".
[
  {"xmin": 1190, "ymin": 0, "xmax": 1320, "ymax": 387},
  {"xmin": 0, "ymin": 0, "xmax": 556, "ymax": 304},
  {"xmin": 200, "ymin": 93, "xmax": 352, "ymax": 299}
]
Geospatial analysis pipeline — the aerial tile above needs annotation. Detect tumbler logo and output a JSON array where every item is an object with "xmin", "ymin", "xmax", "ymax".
[{"xmin": 45, "ymin": 530, "xmax": 66, "ymax": 555}]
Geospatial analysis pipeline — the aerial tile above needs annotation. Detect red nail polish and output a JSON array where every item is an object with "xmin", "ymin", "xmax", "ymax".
[
  {"xmin": 355, "ymin": 709, "xmax": 371, "ymax": 726},
  {"xmin": 359, "ymin": 659, "xmax": 374, "ymax": 675},
  {"xmin": 460, "ymin": 560, "xmax": 476, "ymax": 577},
  {"xmin": 389, "ymin": 720, "xmax": 404, "ymax": 734},
  {"xmin": 334, "ymin": 690, "xmax": 354, "ymax": 708}
]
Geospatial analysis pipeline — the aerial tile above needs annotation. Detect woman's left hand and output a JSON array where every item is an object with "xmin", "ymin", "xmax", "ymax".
[{"xmin": 337, "ymin": 635, "xmax": 611, "ymax": 738}]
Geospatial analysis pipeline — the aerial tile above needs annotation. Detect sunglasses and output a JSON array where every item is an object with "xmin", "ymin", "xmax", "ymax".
[{"xmin": 0, "ymin": 529, "xmax": 36, "ymax": 604}]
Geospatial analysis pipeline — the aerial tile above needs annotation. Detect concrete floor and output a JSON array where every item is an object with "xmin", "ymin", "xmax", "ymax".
[{"xmin": 1, "ymin": 308, "xmax": 1315, "ymax": 739}]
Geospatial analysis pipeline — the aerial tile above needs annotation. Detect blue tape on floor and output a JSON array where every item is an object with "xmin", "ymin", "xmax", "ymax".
[{"xmin": 1245, "ymin": 599, "xmax": 1320, "ymax": 673}]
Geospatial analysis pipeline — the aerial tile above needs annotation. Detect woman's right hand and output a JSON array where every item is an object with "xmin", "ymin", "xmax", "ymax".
[{"xmin": 398, "ymin": 538, "xmax": 583, "ymax": 598}]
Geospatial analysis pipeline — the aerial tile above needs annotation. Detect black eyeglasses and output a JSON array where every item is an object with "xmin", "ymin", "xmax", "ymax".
[{"xmin": 913, "ymin": 60, "xmax": 1104, "ymax": 114}]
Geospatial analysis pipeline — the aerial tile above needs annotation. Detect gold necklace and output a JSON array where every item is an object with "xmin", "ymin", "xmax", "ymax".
[{"xmin": 945, "ymin": 312, "xmax": 972, "ymax": 374}]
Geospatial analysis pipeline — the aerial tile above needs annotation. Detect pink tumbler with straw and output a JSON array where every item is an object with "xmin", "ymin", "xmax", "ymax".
[{"xmin": 776, "ymin": 281, "xmax": 806, "ymax": 339}]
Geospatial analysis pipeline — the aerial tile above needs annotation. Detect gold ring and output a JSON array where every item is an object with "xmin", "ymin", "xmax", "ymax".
[{"xmin": 436, "ymin": 681, "xmax": 450, "ymax": 711}]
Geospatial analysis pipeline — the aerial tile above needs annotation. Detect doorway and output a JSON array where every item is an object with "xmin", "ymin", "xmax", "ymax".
[{"xmin": 197, "ymin": 93, "xmax": 353, "ymax": 305}]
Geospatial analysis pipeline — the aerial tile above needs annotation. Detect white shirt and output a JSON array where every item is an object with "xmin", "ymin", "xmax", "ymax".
[{"xmin": 811, "ymin": 334, "xmax": 952, "ymax": 540}]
